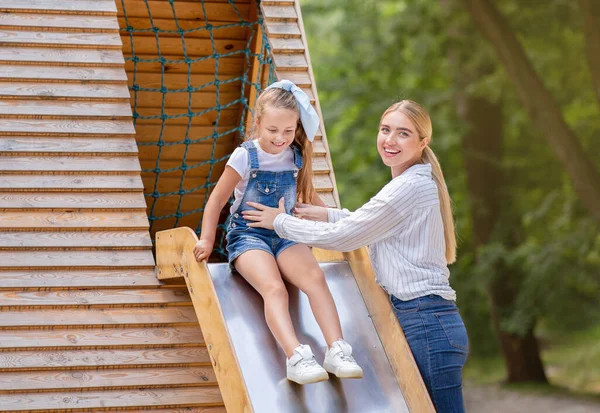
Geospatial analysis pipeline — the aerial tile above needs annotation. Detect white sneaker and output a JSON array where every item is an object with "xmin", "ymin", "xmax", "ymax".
[
  {"xmin": 286, "ymin": 344, "xmax": 329, "ymax": 385},
  {"xmin": 323, "ymin": 339, "xmax": 364, "ymax": 379}
]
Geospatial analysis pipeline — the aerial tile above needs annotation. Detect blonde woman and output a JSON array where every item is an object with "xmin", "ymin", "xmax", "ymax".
[{"xmin": 243, "ymin": 100, "xmax": 469, "ymax": 412}]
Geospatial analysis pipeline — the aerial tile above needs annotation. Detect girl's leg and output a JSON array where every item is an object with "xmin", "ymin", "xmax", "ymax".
[
  {"xmin": 234, "ymin": 249, "xmax": 300, "ymax": 357},
  {"xmin": 276, "ymin": 245, "xmax": 343, "ymax": 346}
]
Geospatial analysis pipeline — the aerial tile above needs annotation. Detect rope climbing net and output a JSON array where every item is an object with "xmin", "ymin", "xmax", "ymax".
[{"xmin": 120, "ymin": 0, "xmax": 274, "ymax": 259}]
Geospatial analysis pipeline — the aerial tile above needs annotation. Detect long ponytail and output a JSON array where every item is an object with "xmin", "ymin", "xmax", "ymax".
[{"xmin": 422, "ymin": 146, "xmax": 456, "ymax": 263}]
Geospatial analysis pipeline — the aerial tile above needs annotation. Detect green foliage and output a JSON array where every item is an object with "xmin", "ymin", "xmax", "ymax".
[{"xmin": 301, "ymin": 0, "xmax": 600, "ymax": 361}]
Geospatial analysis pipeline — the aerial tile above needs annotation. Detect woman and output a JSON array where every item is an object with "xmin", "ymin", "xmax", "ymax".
[{"xmin": 242, "ymin": 100, "xmax": 469, "ymax": 412}]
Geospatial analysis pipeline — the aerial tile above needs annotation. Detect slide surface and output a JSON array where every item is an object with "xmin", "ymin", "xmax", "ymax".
[{"xmin": 209, "ymin": 262, "xmax": 410, "ymax": 413}]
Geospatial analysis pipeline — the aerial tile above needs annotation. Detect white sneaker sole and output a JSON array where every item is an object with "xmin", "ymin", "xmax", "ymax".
[
  {"xmin": 287, "ymin": 370, "xmax": 329, "ymax": 385},
  {"xmin": 323, "ymin": 361, "xmax": 364, "ymax": 379}
]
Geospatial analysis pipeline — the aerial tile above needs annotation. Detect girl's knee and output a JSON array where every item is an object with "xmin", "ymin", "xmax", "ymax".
[
  {"xmin": 300, "ymin": 268, "xmax": 328, "ymax": 293},
  {"xmin": 262, "ymin": 283, "xmax": 288, "ymax": 300}
]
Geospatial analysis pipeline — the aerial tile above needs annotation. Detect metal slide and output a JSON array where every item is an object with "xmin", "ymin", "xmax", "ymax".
[{"xmin": 209, "ymin": 262, "xmax": 410, "ymax": 413}]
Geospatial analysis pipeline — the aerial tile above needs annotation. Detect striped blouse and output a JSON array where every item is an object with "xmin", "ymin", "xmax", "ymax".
[{"xmin": 273, "ymin": 163, "xmax": 456, "ymax": 301}]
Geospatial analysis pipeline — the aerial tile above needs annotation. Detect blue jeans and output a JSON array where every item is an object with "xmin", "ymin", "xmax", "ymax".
[{"xmin": 390, "ymin": 294, "xmax": 469, "ymax": 413}]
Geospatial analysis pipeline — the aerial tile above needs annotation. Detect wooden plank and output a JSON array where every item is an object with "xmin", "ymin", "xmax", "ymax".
[
  {"xmin": 269, "ymin": 37, "xmax": 304, "ymax": 54},
  {"xmin": 0, "ymin": 46, "xmax": 125, "ymax": 67},
  {"xmin": 0, "ymin": 269, "xmax": 162, "ymax": 289},
  {"xmin": 0, "ymin": 211, "xmax": 149, "ymax": 230},
  {"xmin": 0, "ymin": 47, "xmax": 124, "ymax": 66},
  {"xmin": 346, "ymin": 248, "xmax": 436, "ymax": 412},
  {"xmin": 134, "ymin": 107, "xmax": 239, "ymax": 126},
  {"xmin": 0, "ymin": 174, "xmax": 144, "ymax": 192},
  {"xmin": 0, "ymin": 230, "xmax": 152, "ymax": 249},
  {"xmin": 117, "ymin": 1, "xmax": 251, "ymax": 22},
  {"xmin": 0, "ymin": 289, "xmax": 190, "ymax": 308},
  {"xmin": 0, "ymin": 30, "xmax": 122, "ymax": 48},
  {"xmin": 133, "ymin": 91, "xmax": 242, "ymax": 111},
  {"xmin": 0, "ymin": 250, "xmax": 155, "ymax": 269},
  {"xmin": 0, "ymin": 307, "xmax": 198, "ymax": 328},
  {"xmin": 0, "ymin": 119, "xmax": 135, "ymax": 136},
  {"xmin": 138, "ymin": 142, "xmax": 231, "ymax": 163},
  {"xmin": 122, "ymin": 37, "xmax": 248, "ymax": 59},
  {"xmin": 0, "ymin": 156, "xmax": 140, "ymax": 172},
  {"xmin": 273, "ymin": 70, "xmax": 310, "ymax": 87},
  {"xmin": 0, "ymin": 13, "xmax": 119, "ymax": 31},
  {"xmin": 0, "ymin": 326, "xmax": 202, "ymax": 349},
  {"xmin": 262, "ymin": 5, "xmax": 297, "ymax": 21},
  {"xmin": 156, "ymin": 228, "xmax": 253, "ymax": 413},
  {"xmin": 1, "ymin": 1, "xmax": 117, "ymax": 14},
  {"xmin": 0, "ymin": 65, "xmax": 127, "ymax": 83},
  {"xmin": 134, "ymin": 124, "xmax": 238, "ymax": 144},
  {"xmin": 311, "ymin": 248, "xmax": 345, "ymax": 263},
  {"xmin": 312, "ymin": 156, "xmax": 330, "ymax": 174},
  {"xmin": 127, "ymin": 408, "xmax": 226, "ymax": 413},
  {"xmin": 262, "ymin": 0, "xmax": 295, "ymax": 5},
  {"xmin": 0, "ymin": 82, "xmax": 130, "ymax": 100},
  {"xmin": 319, "ymin": 191, "xmax": 336, "ymax": 208},
  {"xmin": 141, "ymin": 175, "xmax": 217, "ymax": 194},
  {"xmin": 140, "ymin": 159, "xmax": 227, "ymax": 179},
  {"xmin": 118, "ymin": 18, "xmax": 247, "ymax": 40},
  {"xmin": 0, "ymin": 192, "xmax": 147, "ymax": 210},
  {"xmin": 0, "ymin": 99, "xmax": 132, "ymax": 118},
  {"xmin": 272, "ymin": 53, "xmax": 308, "ymax": 70},
  {"xmin": 312, "ymin": 139, "xmax": 326, "ymax": 154},
  {"xmin": 0, "ymin": 387, "xmax": 223, "ymax": 411},
  {"xmin": 0, "ymin": 366, "xmax": 217, "ymax": 391},
  {"xmin": 313, "ymin": 174, "xmax": 333, "ymax": 191},
  {"xmin": 128, "ymin": 73, "xmax": 241, "ymax": 93},
  {"xmin": 124, "ymin": 57, "xmax": 246, "ymax": 76},
  {"xmin": 264, "ymin": 21, "xmax": 301, "ymax": 38},
  {"xmin": 0, "ymin": 347, "xmax": 210, "ymax": 370},
  {"xmin": 0, "ymin": 137, "xmax": 137, "ymax": 154}
]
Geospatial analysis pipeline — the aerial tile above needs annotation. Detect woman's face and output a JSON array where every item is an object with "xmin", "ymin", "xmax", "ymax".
[{"xmin": 377, "ymin": 111, "xmax": 429, "ymax": 176}]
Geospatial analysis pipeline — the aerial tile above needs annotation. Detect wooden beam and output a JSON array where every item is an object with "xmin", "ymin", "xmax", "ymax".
[{"xmin": 156, "ymin": 227, "xmax": 253, "ymax": 413}]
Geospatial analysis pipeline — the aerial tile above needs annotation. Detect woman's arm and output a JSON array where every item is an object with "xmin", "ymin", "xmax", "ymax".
[
  {"xmin": 245, "ymin": 180, "xmax": 418, "ymax": 252},
  {"xmin": 193, "ymin": 166, "xmax": 241, "ymax": 261}
]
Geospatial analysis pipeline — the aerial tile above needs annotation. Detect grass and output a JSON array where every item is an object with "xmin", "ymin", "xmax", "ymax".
[{"xmin": 464, "ymin": 323, "xmax": 600, "ymax": 399}]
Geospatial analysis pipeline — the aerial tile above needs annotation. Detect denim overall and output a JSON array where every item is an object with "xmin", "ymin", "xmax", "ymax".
[{"xmin": 226, "ymin": 140, "xmax": 303, "ymax": 264}]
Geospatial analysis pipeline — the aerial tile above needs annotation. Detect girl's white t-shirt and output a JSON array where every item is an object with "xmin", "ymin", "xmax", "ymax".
[{"xmin": 226, "ymin": 140, "xmax": 296, "ymax": 213}]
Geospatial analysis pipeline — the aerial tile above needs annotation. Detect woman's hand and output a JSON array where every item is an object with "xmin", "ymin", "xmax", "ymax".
[
  {"xmin": 193, "ymin": 239, "xmax": 213, "ymax": 262},
  {"xmin": 293, "ymin": 203, "xmax": 328, "ymax": 222},
  {"xmin": 243, "ymin": 198, "xmax": 286, "ymax": 230}
]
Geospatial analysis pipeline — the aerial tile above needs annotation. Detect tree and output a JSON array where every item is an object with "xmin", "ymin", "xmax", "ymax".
[{"xmin": 461, "ymin": 0, "xmax": 600, "ymax": 222}]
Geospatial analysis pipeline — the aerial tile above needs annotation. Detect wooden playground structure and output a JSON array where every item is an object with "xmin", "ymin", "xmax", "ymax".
[{"xmin": 0, "ymin": 1, "xmax": 434, "ymax": 411}]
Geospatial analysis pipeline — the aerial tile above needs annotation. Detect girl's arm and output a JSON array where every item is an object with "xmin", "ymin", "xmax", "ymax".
[{"xmin": 193, "ymin": 166, "xmax": 241, "ymax": 261}]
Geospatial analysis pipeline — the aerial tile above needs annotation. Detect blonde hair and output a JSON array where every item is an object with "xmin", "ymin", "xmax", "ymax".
[
  {"xmin": 249, "ymin": 88, "xmax": 316, "ymax": 204},
  {"xmin": 381, "ymin": 100, "xmax": 457, "ymax": 264}
]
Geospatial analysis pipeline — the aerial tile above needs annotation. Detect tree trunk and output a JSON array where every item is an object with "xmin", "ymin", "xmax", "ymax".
[
  {"xmin": 578, "ymin": 0, "xmax": 600, "ymax": 109},
  {"xmin": 462, "ymin": 0, "xmax": 600, "ymax": 223},
  {"xmin": 460, "ymin": 95, "xmax": 548, "ymax": 383}
]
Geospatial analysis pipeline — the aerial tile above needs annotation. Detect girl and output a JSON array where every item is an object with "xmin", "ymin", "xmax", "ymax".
[
  {"xmin": 193, "ymin": 80, "xmax": 363, "ymax": 385},
  {"xmin": 243, "ymin": 100, "xmax": 469, "ymax": 412}
]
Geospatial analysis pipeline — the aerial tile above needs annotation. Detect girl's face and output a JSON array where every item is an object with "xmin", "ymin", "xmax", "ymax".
[
  {"xmin": 256, "ymin": 107, "xmax": 298, "ymax": 154},
  {"xmin": 377, "ymin": 111, "xmax": 429, "ymax": 177}
]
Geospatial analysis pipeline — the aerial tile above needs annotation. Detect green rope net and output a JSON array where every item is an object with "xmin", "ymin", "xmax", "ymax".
[{"xmin": 119, "ymin": 0, "xmax": 275, "ymax": 260}]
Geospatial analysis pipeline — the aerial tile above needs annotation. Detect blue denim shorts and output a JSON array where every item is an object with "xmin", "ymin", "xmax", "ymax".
[{"xmin": 226, "ymin": 225, "xmax": 296, "ymax": 265}]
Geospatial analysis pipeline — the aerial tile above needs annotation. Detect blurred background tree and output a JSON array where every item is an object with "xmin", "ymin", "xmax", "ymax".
[{"xmin": 302, "ymin": 0, "xmax": 600, "ymax": 391}]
